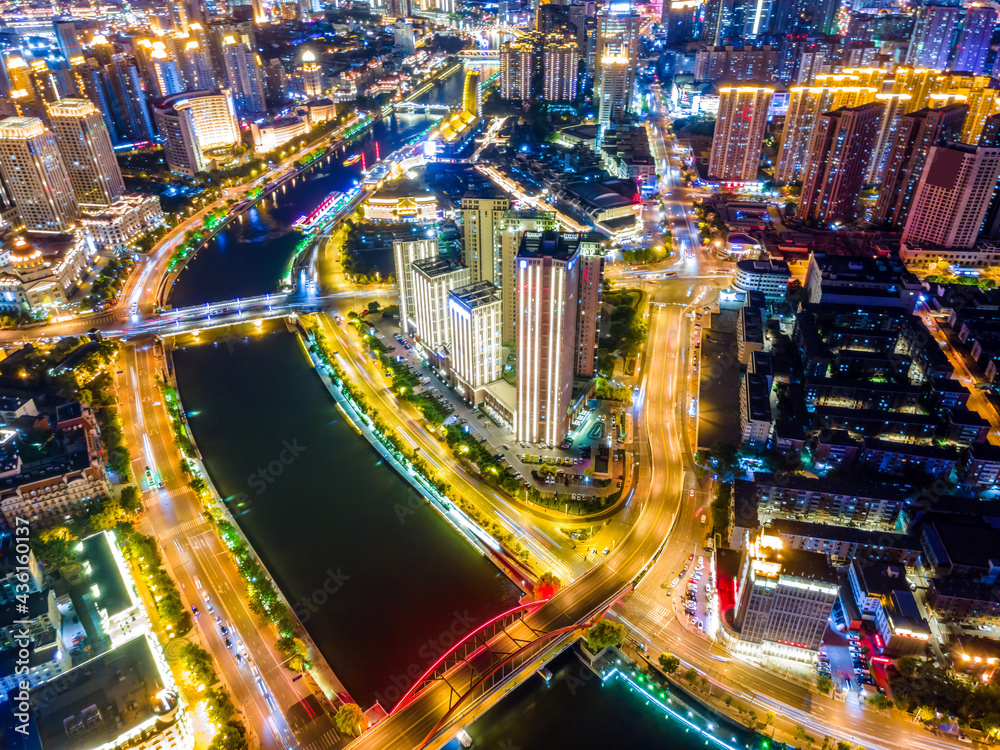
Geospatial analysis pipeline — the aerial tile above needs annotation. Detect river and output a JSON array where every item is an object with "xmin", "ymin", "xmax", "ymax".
[
  {"xmin": 173, "ymin": 328, "xmax": 520, "ymax": 707},
  {"xmin": 168, "ymin": 70, "xmax": 469, "ymax": 308}
]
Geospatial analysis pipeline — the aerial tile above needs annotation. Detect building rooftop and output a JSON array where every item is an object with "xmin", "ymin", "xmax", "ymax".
[
  {"xmin": 411, "ymin": 256, "xmax": 466, "ymax": 279},
  {"xmin": 750, "ymin": 471, "xmax": 906, "ymax": 500},
  {"xmin": 450, "ymin": 281, "xmax": 500, "ymax": 311},
  {"xmin": 76, "ymin": 531, "xmax": 131, "ymax": 620},
  {"xmin": 736, "ymin": 259, "xmax": 790, "ymax": 275},
  {"xmin": 769, "ymin": 518, "xmax": 920, "ymax": 550},
  {"xmin": 29, "ymin": 636, "xmax": 178, "ymax": 750},
  {"xmin": 516, "ymin": 230, "xmax": 603, "ymax": 261}
]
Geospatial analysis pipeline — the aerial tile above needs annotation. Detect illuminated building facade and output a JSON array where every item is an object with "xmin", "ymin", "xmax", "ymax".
[
  {"xmin": 48, "ymin": 99, "xmax": 126, "ymax": 208},
  {"xmin": 449, "ymin": 281, "xmax": 503, "ymax": 402},
  {"xmin": 300, "ymin": 50, "xmax": 323, "ymax": 98},
  {"xmin": 543, "ymin": 40, "xmax": 578, "ymax": 102},
  {"xmin": 411, "ymin": 256, "xmax": 471, "ymax": 352},
  {"xmin": 797, "ymin": 102, "xmax": 883, "ymax": 225},
  {"xmin": 708, "ymin": 86, "xmax": 773, "ymax": 182},
  {"xmin": 902, "ymin": 142, "xmax": 1000, "ymax": 249},
  {"xmin": 500, "ymin": 39, "xmax": 535, "ymax": 102},
  {"xmin": 462, "ymin": 195, "xmax": 510, "ymax": 285},
  {"xmin": 152, "ymin": 90, "xmax": 241, "ymax": 176},
  {"xmin": 733, "ymin": 532, "xmax": 840, "ymax": 656},
  {"xmin": 394, "ymin": 237, "xmax": 438, "ymax": 336},
  {"xmin": 0, "ymin": 117, "xmax": 78, "ymax": 233}
]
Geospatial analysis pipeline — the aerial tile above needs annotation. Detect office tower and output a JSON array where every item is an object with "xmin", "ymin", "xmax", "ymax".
[
  {"xmin": 220, "ymin": 34, "xmax": 266, "ymax": 115},
  {"xmin": 299, "ymin": 50, "xmax": 323, "ymax": 98},
  {"xmin": 153, "ymin": 90, "xmax": 240, "ymax": 175},
  {"xmin": 596, "ymin": 52, "xmax": 629, "ymax": 125},
  {"xmin": 874, "ymin": 104, "xmax": 969, "ymax": 229},
  {"xmin": 394, "ymin": 238, "xmax": 437, "ymax": 336},
  {"xmin": 775, "ymin": 79, "xmax": 877, "ymax": 184},
  {"xmin": 498, "ymin": 209, "xmax": 558, "ymax": 344},
  {"xmin": 500, "ymin": 40, "xmax": 535, "ymax": 103},
  {"xmin": 902, "ymin": 143, "xmax": 1000, "ymax": 248},
  {"xmin": 29, "ymin": 60, "xmax": 60, "ymax": 105},
  {"xmin": 952, "ymin": 7, "xmax": 995, "ymax": 76},
  {"xmin": 594, "ymin": 5, "xmax": 640, "ymax": 113},
  {"xmin": 701, "ymin": 0, "xmax": 728, "ymax": 45},
  {"xmin": 74, "ymin": 63, "xmax": 118, "ymax": 144},
  {"xmin": 150, "ymin": 46, "xmax": 185, "ymax": 98},
  {"xmin": 48, "ymin": 99, "xmax": 125, "ymax": 208},
  {"xmin": 393, "ymin": 20, "xmax": 416, "ymax": 55},
  {"xmin": 449, "ymin": 282, "xmax": 503, "ymax": 401},
  {"xmin": 0, "ymin": 117, "xmax": 78, "ymax": 233},
  {"xmin": 742, "ymin": 0, "xmax": 775, "ymax": 38},
  {"xmin": 543, "ymin": 40, "xmax": 578, "ymax": 102},
  {"xmin": 516, "ymin": 231, "xmax": 604, "ymax": 444},
  {"xmin": 53, "ymin": 21, "xmax": 82, "ymax": 61},
  {"xmin": 866, "ymin": 93, "xmax": 912, "ymax": 184},
  {"xmin": 462, "ymin": 196, "xmax": 510, "ymax": 284},
  {"xmin": 733, "ymin": 533, "xmax": 839, "ymax": 653},
  {"xmin": 265, "ymin": 59, "xmax": 288, "ymax": 105},
  {"xmin": 460, "ymin": 69, "xmax": 481, "ymax": 118},
  {"xmin": 179, "ymin": 26, "xmax": 217, "ymax": 90},
  {"xmin": 105, "ymin": 55, "xmax": 156, "ymax": 143},
  {"xmin": 708, "ymin": 86, "xmax": 773, "ymax": 182},
  {"xmin": 411, "ymin": 257, "xmax": 471, "ymax": 351},
  {"xmin": 797, "ymin": 102, "xmax": 884, "ymax": 225},
  {"xmin": 906, "ymin": 6, "xmax": 963, "ymax": 69},
  {"xmin": 390, "ymin": 0, "xmax": 413, "ymax": 15}
]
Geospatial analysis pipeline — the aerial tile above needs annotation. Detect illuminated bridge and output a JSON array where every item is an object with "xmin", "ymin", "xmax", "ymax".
[
  {"xmin": 394, "ymin": 102, "xmax": 452, "ymax": 114},
  {"xmin": 456, "ymin": 50, "xmax": 501, "ymax": 61}
]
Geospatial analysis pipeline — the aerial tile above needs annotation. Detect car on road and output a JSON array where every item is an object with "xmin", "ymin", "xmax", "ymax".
[
  {"xmin": 219, "ymin": 622, "xmax": 229, "ymax": 636},
  {"xmin": 191, "ymin": 605, "xmax": 199, "ymax": 616},
  {"xmin": 224, "ymin": 637, "xmax": 232, "ymax": 649}
]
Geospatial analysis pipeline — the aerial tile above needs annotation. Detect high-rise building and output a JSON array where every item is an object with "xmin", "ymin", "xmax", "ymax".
[
  {"xmin": 0, "ymin": 117, "xmax": 78, "ymax": 233},
  {"xmin": 463, "ymin": 69, "xmax": 482, "ymax": 117},
  {"xmin": 29, "ymin": 60, "xmax": 60, "ymax": 105},
  {"xmin": 700, "ymin": 0, "xmax": 728, "ymax": 45},
  {"xmin": 265, "ymin": 58, "xmax": 288, "ymax": 105},
  {"xmin": 733, "ymin": 532, "xmax": 840, "ymax": 655},
  {"xmin": 742, "ymin": 0, "xmax": 775, "ymax": 38},
  {"xmin": 462, "ymin": 195, "xmax": 510, "ymax": 285},
  {"xmin": 797, "ymin": 101, "xmax": 884, "ymax": 225},
  {"xmin": 958, "ymin": 87, "xmax": 1000, "ymax": 146},
  {"xmin": 299, "ymin": 50, "xmax": 323, "ymax": 98},
  {"xmin": 575, "ymin": 250, "xmax": 603, "ymax": 377},
  {"xmin": 500, "ymin": 39, "xmax": 535, "ymax": 103},
  {"xmin": 152, "ymin": 89, "xmax": 241, "ymax": 175},
  {"xmin": 104, "ymin": 55, "xmax": 156, "ymax": 144},
  {"xmin": 393, "ymin": 20, "xmax": 417, "ymax": 55},
  {"xmin": 873, "ymin": 104, "xmax": 968, "ymax": 230},
  {"xmin": 219, "ymin": 33, "xmax": 266, "ymax": 115},
  {"xmin": 393, "ymin": 237, "xmax": 437, "ymax": 336},
  {"xmin": 594, "ymin": 5, "xmax": 640, "ymax": 120},
  {"xmin": 149, "ymin": 46, "xmax": 185, "ymax": 98},
  {"xmin": 708, "ymin": 86, "xmax": 773, "ymax": 182},
  {"xmin": 53, "ymin": 21, "xmax": 82, "ymax": 62},
  {"xmin": 515, "ymin": 231, "xmax": 604, "ymax": 445},
  {"xmin": 498, "ymin": 209, "xmax": 558, "ymax": 344},
  {"xmin": 902, "ymin": 142, "xmax": 1000, "ymax": 249},
  {"xmin": 48, "ymin": 99, "xmax": 126, "ymax": 208},
  {"xmin": 448, "ymin": 281, "xmax": 503, "ymax": 402},
  {"xmin": 866, "ymin": 93, "xmax": 912, "ymax": 184},
  {"xmin": 543, "ymin": 40, "xmax": 578, "ymax": 102},
  {"xmin": 775, "ymin": 78, "xmax": 877, "ymax": 184},
  {"xmin": 906, "ymin": 6, "xmax": 963, "ymax": 69},
  {"xmin": 596, "ymin": 52, "xmax": 630, "ymax": 125},
  {"xmin": 953, "ymin": 7, "xmax": 996, "ymax": 75},
  {"xmin": 411, "ymin": 257, "xmax": 471, "ymax": 352},
  {"xmin": 178, "ymin": 26, "xmax": 217, "ymax": 90}
]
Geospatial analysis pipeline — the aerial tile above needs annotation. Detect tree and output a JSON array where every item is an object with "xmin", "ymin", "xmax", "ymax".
[
  {"xmin": 90, "ymin": 501, "xmax": 125, "ymax": 530},
  {"xmin": 817, "ymin": 674, "xmax": 833, "ymax": 694},
  {"xmin": 179, "ymin": 642, "xmax": 216, "ymax": 686},
  {"xmin": 584, "ymin": 619, "xmax": 626, "ymax": 653},
  {"xmin": 535, "ymin": 571, "xmax": 561, "ymax": 600},
  {"xmin": 867, "ymin": 693, "xmax": 893, "ymax": 710},
  {"xmin": 119, "ymin": 486, "xmax": 142, "ymax": 514},
  {"xmin": 683, "ymin": 668, "xmax": 698, "ymax": 683},
  {"xmin": 658, "ymin": 653, "xmax": 680, "ymax": 674},
  {"xmin": 334, "ymin": 703, "xmax": 366, "ymax": 737}
]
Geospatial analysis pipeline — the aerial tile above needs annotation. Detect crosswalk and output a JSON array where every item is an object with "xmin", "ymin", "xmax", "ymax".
[
  {"xmin": 165, "ymin": 517, "xmax": 209, "ymax": 538},
  {"xmin": 632, "ymin": 592, "xmax": 670, "ymax": 621},
  {"xmin": 303, "ymin": 727, "xmax": 341, "ymax": 750}
]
